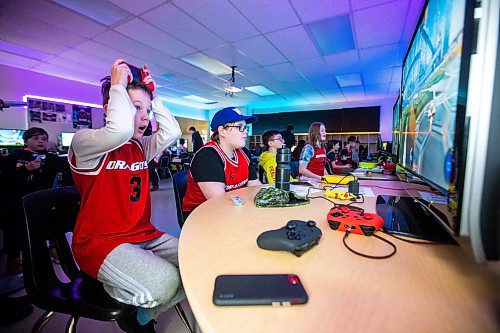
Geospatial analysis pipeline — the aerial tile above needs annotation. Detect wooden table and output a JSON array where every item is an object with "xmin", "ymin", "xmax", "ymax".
[{"xmin": 179, "ymin": 182, "xmax": 499, "ymax": 333}]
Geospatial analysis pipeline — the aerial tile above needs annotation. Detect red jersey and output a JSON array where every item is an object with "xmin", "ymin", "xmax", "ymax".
[
  {"xmin": 69, "ymin": 139, "xmax": 163, "ymax": 278},
  {"xmin": 301, "ymin": 146, "xmax": 326, "ymax": 177},
  {"xmin": 182, "ymin": 141, "xmax": 250, "ymax": 212}
]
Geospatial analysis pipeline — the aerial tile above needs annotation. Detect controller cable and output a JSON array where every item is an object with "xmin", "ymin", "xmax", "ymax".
[
  {"xmin": 343, "ymin": 228, "xmax": 397, "ymax": 259},
  {"xmin": 381, "ymin": 229, "xmax": 446, "ymax": 245}
]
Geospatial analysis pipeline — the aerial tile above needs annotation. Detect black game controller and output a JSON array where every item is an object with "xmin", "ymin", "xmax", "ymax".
[{"xmin": 257, "ymin": 220, "xmax": 322, "ymax": 257}]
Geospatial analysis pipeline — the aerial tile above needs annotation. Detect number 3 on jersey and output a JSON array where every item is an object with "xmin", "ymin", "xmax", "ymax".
[{"xmin": 130, "ymin": 176, "xmax": 141, "ymax": 202}]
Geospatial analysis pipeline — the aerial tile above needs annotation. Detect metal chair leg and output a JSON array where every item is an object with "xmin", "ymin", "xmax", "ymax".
[
  {"xmin": 32, "ymin": 311, "xmax": 56, "ymax": 333},
  {"xmin": 174, "ymin": 303, "xmax": 194, "ymax": 333},
  {"xmin": 65, "ymin": 316, "xmax": 79, "ymax": 333}
]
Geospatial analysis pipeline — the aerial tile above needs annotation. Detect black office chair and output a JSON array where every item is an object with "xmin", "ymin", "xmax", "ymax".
[
  {"xmin": 157, "ymin": 154, "xmax": 172, "ymax": 179},
  {"xmin": 172, "ymin": 171, "xmax": 189, "ymax": 228},
  {"xmin": 22, "ymin": 186, "xmax": 193, "ymax": 333}
]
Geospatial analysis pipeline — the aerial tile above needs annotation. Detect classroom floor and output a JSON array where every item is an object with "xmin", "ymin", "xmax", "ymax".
[{"xmin": 0, "ymin": 178, "xmax": 200, "ymax": 333}]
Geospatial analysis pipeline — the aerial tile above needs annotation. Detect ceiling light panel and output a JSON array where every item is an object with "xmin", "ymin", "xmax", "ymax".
[
  {"xmin": 245, "ymin": 85, "xmax": 276, "ymax": 96},
  {"xmin": 172, "ymin": 0, "xmax": 259, "ymax": 42},
  {"xmin": 52, "ymin": 0, "xmax": 130, "ymax": 26},
  {"xmin": 353, "ymin": 1, "xmax": 408, "ymax": 48},
  {"xmin": 183, "ymin": 95, "xmax": 216, "ymax": 104},
  {"xmin": 335, "ymin": 73, "xmax": 362, "ymax": 87},
  {"xmin": 290, "ymin": 0, "xmax": 349, "ymax": 23},
  {"xmin": 114, "ymin": 18, "xmax": 195, "ymax": 57},
  {"xmin": 142, "ymin": 3, "xmax": 224, "ymax": 51},
  {"xmin": 230, "ymin": 0, "xmax": 300, "ymax": 34},
  {"xmin": 266, "ymin": 25, "xmax": 319, "ymax": 61},
  {"xmin": 180, "ymin": 53, "xmax": 231, "ymax": 75},
  {"xmin": 307, "ymin": 15, "xmax": 355, "ymax": 55}
]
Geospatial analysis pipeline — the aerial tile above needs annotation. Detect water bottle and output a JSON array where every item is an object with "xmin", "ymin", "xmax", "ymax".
[{"xmin": 275, "ymin": 147, "xmax": 291, "ymax": 191}]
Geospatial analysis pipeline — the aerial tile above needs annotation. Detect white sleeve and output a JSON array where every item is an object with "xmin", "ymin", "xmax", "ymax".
[
  {"xmin": 69, "ymin": 85, "xmax": 134, "ymax": 169},
  {"xmin": 140, "ymin": 97, "xmax": 181, "ymax": 162}
]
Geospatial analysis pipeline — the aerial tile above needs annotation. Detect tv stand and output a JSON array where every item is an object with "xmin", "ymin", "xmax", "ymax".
[{"xmin": 376, "ymin": 195, "xmax": 457, "ymax": 244}]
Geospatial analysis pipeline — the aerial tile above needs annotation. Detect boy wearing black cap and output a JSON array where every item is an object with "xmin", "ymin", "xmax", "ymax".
[
  {"xmin": 182, "ymin": 107, "xmax": 261, "ymax": 219},
  {"xmin": 338, "ymin": 135, "xmax": 359, "ymax": 169},
  {"xmin": 4, "ymin": 127, "xmax": 65, "ymax": 275}
]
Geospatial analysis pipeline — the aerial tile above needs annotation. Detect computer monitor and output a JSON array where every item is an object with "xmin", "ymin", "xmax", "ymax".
[
  {"xmin": 61, "ymin": 132, "xmax": 75, "ymax": 147},
  {"xmin": 391, "ymin": 95, "xmax": 401, "ymax": 157},
  {"xmin": 0, "ymin": 129, "xmax": 25, "ymax": 146}
]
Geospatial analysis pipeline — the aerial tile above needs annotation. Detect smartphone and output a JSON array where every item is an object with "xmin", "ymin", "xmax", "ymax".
[
  {"xmin": 213, "ymin": 274, "xmax": 308, "ymax": 306},
  {"xmin": 126, "ymin": 63, "xmax": 143, "ymax": 82}
]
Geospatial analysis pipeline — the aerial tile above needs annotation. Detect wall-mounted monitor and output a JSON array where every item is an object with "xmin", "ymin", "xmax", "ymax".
[
  {"xmin": 61, "ymin": 132, "xmax": 75, "ymax": 147},
  {"xmin": 0, "ymin": 129, "xmax": 25, "ymax": 146},
  {"xmin": 399, "ymin": 0, "xmax": 473, "ymax": 195},
  {"xmin": 391, "ymin": 95, "xmax": 401, "ymax": 157}
]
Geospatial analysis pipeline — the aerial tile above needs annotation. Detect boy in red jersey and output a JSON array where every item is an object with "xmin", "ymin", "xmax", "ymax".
[
  {"xmin": 68, "ymin": 59, "xmax": 182, "ymax": 333},
  {"xmin": 182, "ymin": 107, "xmax": 261, "ymax": 220}
]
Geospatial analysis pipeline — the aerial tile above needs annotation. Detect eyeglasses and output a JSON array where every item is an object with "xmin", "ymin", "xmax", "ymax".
[
  {"xmin": 271, "ymin": 136, "xmax": 284, "ymax": 142},
  {"xmin": 224, "ymin": 124, "xmax": 248, "ymax": 132}
]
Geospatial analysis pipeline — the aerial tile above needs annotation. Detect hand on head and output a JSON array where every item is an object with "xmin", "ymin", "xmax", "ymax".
[
  {"xmin": 142, "ymin": 64, "xmax": 157, "ymax": 98},
  {"xmin": 110, "ymin": 59, "xmax": 131, "ymax": 87}
]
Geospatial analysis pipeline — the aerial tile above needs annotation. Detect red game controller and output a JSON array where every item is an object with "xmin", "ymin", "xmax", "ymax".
[
  {"xmin": 123, "ymin": 62, "xmax": 155, "ymax": 92},
  {"xmin": 327, "ymin": 204, "xmax": 384, "ymax": 236}
]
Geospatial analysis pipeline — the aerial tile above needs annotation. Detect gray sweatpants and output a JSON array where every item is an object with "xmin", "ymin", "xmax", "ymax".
[{"xmin": 97, "ymin": 233, "xmax": 185, "ymax": 319}]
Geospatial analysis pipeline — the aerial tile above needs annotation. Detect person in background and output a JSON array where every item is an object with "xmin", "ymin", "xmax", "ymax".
[
  {"xmin": 338, "ymin": 135, "xmax": 359, "ymax": 169},
  {"xmin": 259, "ymin": 130, "xmax": 285, "ymax": 184},
  {"xmin": 328, "ymin": 139, "xmax": 354, "ymax": 174},
  {"xmin": 176, "ymin": 138, "xmax": 187, "ymax": 156},
  {"xmin": 299, "ymin": 122, "xmax": 328, "ymax": 181},
  {"xmin": 280, "ymin": 124, "xmax": 296, "ymax": 149},
  {"xmin": 68, "ymin": 59, "xmax": 183, "ymax": 333},
  {"xmin": 326, "ymin": 140, "xmax": 341, "ymax": 163},
  {"xmin": 144, "ymin": 123, "xmax": 160, "ymax": 191},
  {"xmin": 188, "ymin": 126, "xmax": 204, "ymax": 153},
  {"xmin": 290, "ymin": 139, "xmax": 305, "ymax": 178},
  {"xmin": 182, "ymin": 107, "xmax": 261, "ymax": 219},
  {"xmin": 4, "ymin": 127, "xmax": 66, "ymax": 275}
]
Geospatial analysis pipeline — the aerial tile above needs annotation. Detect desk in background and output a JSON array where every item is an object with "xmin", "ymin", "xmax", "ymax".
[{"xmin": 179, "ymin": 182, "xmax": 499, "ymax": 333}]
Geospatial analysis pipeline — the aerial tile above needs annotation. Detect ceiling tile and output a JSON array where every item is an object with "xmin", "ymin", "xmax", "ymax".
[
  {"xmin": 310, "ymin": 75, "xmax": 340, "ymax": 91},
  {"xmin": 52, "ymin": 0, "xmax": 131, "ymax": 26},
  {"xmin": 266, "ymin": 25, "xmax": 319, "ymax": 61},
  {"xmin": 233, "ymin": 36, "xmax": 287, "ymax": 66},
  {"xmin": 341, "ymin": 86, "xmax": 366, "ymax": 100},
  {"xmin": 290, "ymin": 0, "xmax": 349, "ymax": 23},
  {"xmin": 204, "ymin": 44, "xmax": 260, "ymax": 70},
  {"xmin": 293, "ymin": 57, "xmax": 329, "ymax": 79},
  {"xmin": 324, "ymin": 50, "xmax": 361, "ymax": 75},
  {"xmin": 172, "ymin": 0, "xmax": 259, "ymax": 42},
  {"xmin": 299, "ymin": 90, "xmax": 328, "ymax": 104},
  {"xmin": 1, "ymin": 0, "xmax": 108, "ymax": 38},
  {"xmin": 107, "ymin": 0, "xmax": 166, "ymax": 15},
  {"xmin": 0, "ymin": 24, "xmax": 70, "ymax": 54},
  {"xmin": 350, "ymin": 0, "xmax": 398, "ymax": 11},
  {"xmin": 142, "ymin": 3, "xmax": 224, "ymax": 50},
  {"xmin": 0, "ymin": 51, "xmax": 41, "ymax": 68},
  {"xmin": 364, "ymin": 84, "xmax": 389, "ymax": 97},
  {"xmin": 358, "ymin": 43, "xmax": 399, "ymax": 70},
  {"xmin": 265, "ymin": 63, "xmax": 304, "ymax": 82},
  {"xmin": 362, "ymin": 68, "xmax": 393, "ymax": 85},
  {"xmin": 391, "ymin": 66, "xmax": 402, "ymax": 84},
  {"xmin": 353, "ymin": 0, "xmax": 408, "ymax": 48},
  {"xmin": 0, "ymin": 40, "xmax": 53, "ymax": 62},
  {"xmin": 114, "ymin": 18, "xmax": 195, "ymax": 57},
  {"xmin": 229, "ymin": 0, "xmax": 300, "ymax": 33},
  {"xmin": 322, "ymin": 89, "xmax": 345, "ymax": 103},
  {"xmin": 402, "ymin": 0, "xmax": 426, "ymax": 42}
]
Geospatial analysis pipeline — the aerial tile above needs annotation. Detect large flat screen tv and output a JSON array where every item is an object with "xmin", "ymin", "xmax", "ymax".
[
  {"xmin": 391, "ymin": 95, "xmax": 401, "ymax": 157},
  {"xmin": 399, "ymin": 0, "xmax": 473, "ymax": 195},
  {"xmin": 0, "ymin": 129, "xmax": 25, "ymax": 146}
]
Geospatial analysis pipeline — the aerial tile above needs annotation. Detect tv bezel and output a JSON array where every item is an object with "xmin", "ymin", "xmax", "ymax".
[{"xmin": 398, "ymin": 0, "xmax": 475, "ymax": 197}]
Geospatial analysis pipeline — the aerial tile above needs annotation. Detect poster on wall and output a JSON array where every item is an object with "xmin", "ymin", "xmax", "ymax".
[
  {"xmin": 42, "ymin": 111, "xmax": 57, "ymax": 122},
  {"xmin": 72, "ymin": 105, "xmax": 92, "ymax": 129},
  {"xmin": 29, "ymin": 110, "xmax": 42, "ymax": 123}
]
